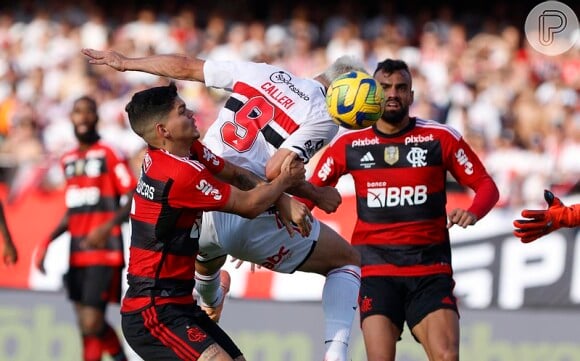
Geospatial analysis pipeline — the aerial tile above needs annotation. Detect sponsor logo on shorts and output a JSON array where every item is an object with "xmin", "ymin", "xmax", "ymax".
[
  {"xmin": 186, "ymin": 326, "xmax": 207, "ymax": 343},
  {"xmin": 441, "ymin": 296, "xmax": 456, "ymax": 306},
  {"xmin": 261, "ymin": 246, "xmax": 291, "ymax": 270},
  {"xmin": 359, "ymin": 296, "xmax": 373, "ymax": 313}
]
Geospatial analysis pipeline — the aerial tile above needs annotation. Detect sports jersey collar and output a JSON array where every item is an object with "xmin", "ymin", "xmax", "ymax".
[
  {"xmin": 147, "ymin": 144, "xmax": 198, "ymax": 161},
  {"xmin": 313, "ymin": 79, "xmax": 326, "ymax": 96},
  {"xmin": 373, "ymin": 117, "xmax": 417, "ymax": 138}
]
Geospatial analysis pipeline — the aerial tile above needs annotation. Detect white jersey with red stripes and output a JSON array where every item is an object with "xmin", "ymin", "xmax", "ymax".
[
  {"xmin": 197, "ymin": 60, "xmax": 334, "ymax": 272},
  {"xmin": 202, "ymin": 60, "xmax": 338, "ymax": 177}
]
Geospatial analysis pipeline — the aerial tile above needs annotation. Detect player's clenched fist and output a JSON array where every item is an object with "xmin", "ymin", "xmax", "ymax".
[
  {"xmin": 279, "ymin": 152, "xmax": 306, "ymax": 187},
  {"xmin": 513, "ymin": 190, "xmax": 580, "ymax": 243}
]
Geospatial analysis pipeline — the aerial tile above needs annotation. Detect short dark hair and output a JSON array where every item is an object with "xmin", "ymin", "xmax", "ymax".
[
  {"xmin": 374, "ymin": 59, "xmax": 410, "ymax": 77},
  {"xmin": 125, "ymin": 83, "xmax": 178, "ymax": 137},
  {"xmin": 73, "ymin": 95, "xmax": 98, "ymax": 113}
]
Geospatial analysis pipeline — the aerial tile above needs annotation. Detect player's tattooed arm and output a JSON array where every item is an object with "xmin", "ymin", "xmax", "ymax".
[{"xmin": 216, "ymin": 161, "xmax": 266, "ymax": 190}]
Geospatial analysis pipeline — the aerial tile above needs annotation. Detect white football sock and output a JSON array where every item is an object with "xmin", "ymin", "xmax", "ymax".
[
  {"xmin": 322, "ymin": 265, "xmax": 361, "ymax": 361},
  {"xmin": 194, "ymin": 270, "xmax": 222, "ymax": 307}
]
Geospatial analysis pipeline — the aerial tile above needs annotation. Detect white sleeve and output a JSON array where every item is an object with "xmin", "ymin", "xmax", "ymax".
[
  {"xmin": 279, "ymin": 120, "xmax": 338, "ymax": 163},
  {"xmin": 203, "ymin": 60, "xmax": 236, "ymax": 90},
  {"xmin": 203, "ymin": 60, "xmax": 273, "ymax": 91}
]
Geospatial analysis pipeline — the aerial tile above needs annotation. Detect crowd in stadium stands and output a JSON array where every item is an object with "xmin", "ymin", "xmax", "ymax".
[{"xmin": 0, "ymin": 1, "xmax": 577, "ymax": 208}]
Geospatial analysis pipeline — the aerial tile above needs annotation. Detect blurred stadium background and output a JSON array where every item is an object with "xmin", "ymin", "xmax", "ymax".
[{"xmin": 0, "ymin": 0, "xmax": 578, "ymax": 360}]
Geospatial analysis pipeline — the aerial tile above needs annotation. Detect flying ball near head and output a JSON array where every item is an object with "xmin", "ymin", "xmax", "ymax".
[{"xmin": 326, "ymin": 71, "xmax": 385, "ymax": 130}]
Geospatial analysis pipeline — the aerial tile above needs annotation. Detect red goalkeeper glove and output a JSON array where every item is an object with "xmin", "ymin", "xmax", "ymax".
[{"xmin": 513, "ymin": 190, "xmax": 580, "ymax": 243}]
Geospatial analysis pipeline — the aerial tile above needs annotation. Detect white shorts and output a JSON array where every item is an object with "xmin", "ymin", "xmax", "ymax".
[{"xmin": 197, "ymin": 209, "xmax": 321, "ymax": 273}]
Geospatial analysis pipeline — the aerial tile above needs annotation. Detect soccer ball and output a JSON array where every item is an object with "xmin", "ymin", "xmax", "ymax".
[{"xmin": 325, "ymin": 71, "xmax": 385, "ymax": 130}]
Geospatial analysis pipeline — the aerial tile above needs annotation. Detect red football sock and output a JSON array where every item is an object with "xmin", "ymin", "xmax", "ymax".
[
  {"xmin": 82, "ymin": 334, "xmax": 103, "ymax": 361},
  {"xmin": 101, "ymin": 324, "xmax": 127, "ymax": 361}
]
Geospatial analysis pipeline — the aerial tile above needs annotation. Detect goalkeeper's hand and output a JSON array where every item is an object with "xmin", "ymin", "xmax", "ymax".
[{"xmin": 513, "ymin": 190, "xmax": 577, "ymax": 243}]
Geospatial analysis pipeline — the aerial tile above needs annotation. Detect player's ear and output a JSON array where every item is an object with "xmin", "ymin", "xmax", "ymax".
[{"xmin": 155, "ymin": 122, "xmax": 170, "ymax": 138}]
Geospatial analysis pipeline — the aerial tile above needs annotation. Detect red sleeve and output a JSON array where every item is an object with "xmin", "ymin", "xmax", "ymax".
[
  {"xmin": 308, "ymin": 140, "xmax": 347, "ymax": 188},
  {"xmin": 190, "ymin": 140, "xmax": 226, "ymax": 174},
  {"xmin": 295, "ymin": 140, "xmax": 347, "ymax": 210},
  {"xmin": 170, "ymin": 159, "xmax": 232, "ymax": 211},
  {"xmin": 445, "ymin": 136, "xmax": 499, "ymax": 219},
  {"xmin": 466, "ymin": 177, "xmax": 500, "ymax": 220}
]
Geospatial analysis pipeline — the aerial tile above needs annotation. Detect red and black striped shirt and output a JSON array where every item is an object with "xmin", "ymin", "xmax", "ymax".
[
  {"xmin": 121, "ymin": 141, "xmax": 231, "ymax": 313},
  {"xmin": 61, "ymin": 141, "xmax": 137, "ymax": 268},
  {"xmin": 309, "ymin": 118, "xmax": 499, "ymax": 277}
]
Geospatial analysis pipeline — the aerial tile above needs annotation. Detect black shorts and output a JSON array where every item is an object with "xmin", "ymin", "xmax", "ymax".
[
  {"xmin": 64, "ymin": 266, "xmax": 123, "ymax": 310},
  {"xmin": 359, "ymin": 274, "xmax": 459, "ymax": 335},
  {"xmin": 122, "ymin": 303, "xmax": 242, "ymax": 360}
]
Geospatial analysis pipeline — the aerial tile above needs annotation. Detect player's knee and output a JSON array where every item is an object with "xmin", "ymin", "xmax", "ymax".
[
  {"xmin": 432, "ymin": 348, "xmax": 459, "ymax": 361},
  {"xmin": 196, "ymin": 255, "xmax": 227, "ymax": 275},
  {"xmin": 332, "ymin": 239, "xmax": 360, "ymax": 267},
  {"xmin": 319, "ymin": 224, "xmax": 360, "ymax": 267},
  {"xmin": 79, "ymin": 317, "xmax": 105, "ymax": 335}
]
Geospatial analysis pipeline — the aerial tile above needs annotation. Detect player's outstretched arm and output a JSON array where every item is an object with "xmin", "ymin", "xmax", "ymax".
[
  {"xmin": 81, "ymin": 49, "xmax": 206, "ymax": 82},
  {"xmin": 513, "ymin": 190, "xmax": 580, "ymax": 243}
]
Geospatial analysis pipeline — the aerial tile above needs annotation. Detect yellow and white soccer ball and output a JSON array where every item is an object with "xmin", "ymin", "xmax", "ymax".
[{"xmin": 325, "ymin": 71, "xmax": 385, "ymax": 130}]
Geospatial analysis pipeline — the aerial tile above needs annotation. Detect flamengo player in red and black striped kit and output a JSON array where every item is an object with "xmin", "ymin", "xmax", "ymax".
[
  {"xmin": 36, "ymin": 96, "xmax": 137, "ymax": 361},
  {"xmin": 308, "ymin": 59, "xmax": 499, "ymax": 361},
  {"xmin": 121, "ymin": 83, "xmax": 308, "ymax": 361}
]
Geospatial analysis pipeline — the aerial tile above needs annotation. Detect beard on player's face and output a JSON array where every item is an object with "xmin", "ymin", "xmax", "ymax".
[
  {"xmin": 74, "ymin": 127, "xmax": 100, "ymax": 144},
  {"xmin": 381, "ymin": 105, "xmax": 408, "ymax": 124}
]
